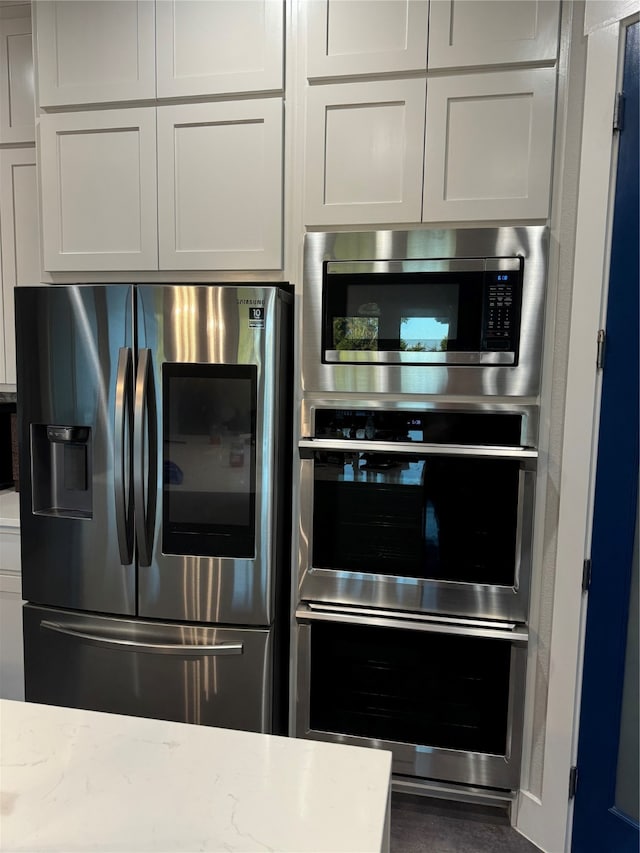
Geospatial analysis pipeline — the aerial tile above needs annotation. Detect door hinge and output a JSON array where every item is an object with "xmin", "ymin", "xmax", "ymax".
[
  {"xmin": 569, "ymin": 766, "xmax": 578, "ymax": 799},
  {"xmin": 582, "ymin": 558, "xmax": 592, "ymax": 592},
  {"xmin": 613, "ymin": 92, "xmax": 625, "ymax": 132},
  {"xmin": 596, "ymin": 329, "xmax": 606, "ymax": 370}
]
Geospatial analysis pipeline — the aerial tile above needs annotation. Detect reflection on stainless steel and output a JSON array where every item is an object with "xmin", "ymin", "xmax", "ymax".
[
  {"xmin": 295, "ymin": 614, "xmax": 527, "ymax": 790},
  {"xmin": 16, "ymin": 284, "xmax": 292, "ymax": 736},
  {"xmin": 297, "ymin": 402, "xmax": 537, "ymax": 624},
  {"xmin": 302, "ymin": 227, "xmax": 547, "ymax": 397},
  {"xmin": 26, "ymin": 605, "xmax": 272, "ymax": 732}
]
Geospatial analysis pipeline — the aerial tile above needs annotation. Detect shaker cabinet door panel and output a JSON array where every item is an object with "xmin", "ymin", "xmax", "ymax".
[
  {"xmin": 306, "ymin": 0, "xmax": 428, "ymax": 78},
  {"xmin": 428, "ymin": 0, "xmax": 560, "ymax": 69},
  {"xmin": 0, "ymin": 13, "xmax": 35, "ymax": 143},
  {"xmin": 156, "ymin": 0, "xmax": 284, "ymax": 98},
  {"xmin": 305, "ymin": 79, "xmax": 426, "ymax": 226},
  {"xmin": 422, "ymin": 68, "xmax": 556, "ymax": 222},
  {"xmin": 0, "ymin": 147, "xmax": 40, "ymax": 385},
  {"xmin": 157, "ymin": 99, "xmax": 283, "ymax": 270},
  {"xmin": 39, "ymin": 109, "xmax": 158, "ymax": 271},
  {"xmin": 35, "ymin": 0, "xmax": 155, "ymax": 107}
]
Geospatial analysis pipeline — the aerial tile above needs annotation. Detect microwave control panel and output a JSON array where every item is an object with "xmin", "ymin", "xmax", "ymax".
[{"xmin": 481, "ymin": 266, "xmax": 521, "ymax": 353}]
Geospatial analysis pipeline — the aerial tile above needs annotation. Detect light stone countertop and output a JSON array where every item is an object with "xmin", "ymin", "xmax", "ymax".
[
  {"xmin": 0, "ymin": 489, "xmax": 19, "ymax": 529},
  {"xmin": 0, "ymin": 699, "xmax": 392, "ymax": 853}
]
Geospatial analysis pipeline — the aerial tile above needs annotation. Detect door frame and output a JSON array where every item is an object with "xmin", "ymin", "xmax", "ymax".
[
  {"xmin": 571, "ymin": 16, "xmax": 639, "ymax": 848},
  {"xmin": 515, "ymin": 3, "xmax": 640, "ymax": 851}
]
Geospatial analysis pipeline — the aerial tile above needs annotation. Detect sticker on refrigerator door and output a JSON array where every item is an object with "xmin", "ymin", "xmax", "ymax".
[{"xmin": 249, "ymin": 307, "xmax": 265, "ymax": 329}]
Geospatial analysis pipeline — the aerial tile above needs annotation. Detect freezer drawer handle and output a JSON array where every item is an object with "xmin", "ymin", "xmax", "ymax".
[
  {"xmin": 40, "ymin": 621, "xmax": 244, "ymax": 656},
  {"xmin": 115, "ymin": 347, "xmax": 134, "ymax": 565}
]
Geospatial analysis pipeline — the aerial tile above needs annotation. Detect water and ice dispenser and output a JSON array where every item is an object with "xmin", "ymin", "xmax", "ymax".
[{"xmin": 30, "ymin": 425, "xmax": 92, "ymax": 518}]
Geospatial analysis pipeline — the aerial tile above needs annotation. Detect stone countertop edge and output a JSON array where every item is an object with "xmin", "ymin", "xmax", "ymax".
[{"xmin": 0, "ymin": 699, "xmax": 393, "ymax": 853}]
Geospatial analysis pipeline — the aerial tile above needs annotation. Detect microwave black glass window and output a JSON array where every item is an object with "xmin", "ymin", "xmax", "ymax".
[
  {"xmin": 322, "ymin": 260, "xmax": 523, "ymax": 364},
  {"xmin": 162, "ymin": 363, "xmax": 257, "ymax": 558}
]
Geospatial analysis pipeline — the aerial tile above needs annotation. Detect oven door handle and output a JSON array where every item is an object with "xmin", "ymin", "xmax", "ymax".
[
  {"xmin": 296, "ymin": 603, "xmax": 529, "ymax": 644},
  {"xmin": 299, "ymin": 438, "xmax": 537, "ymax": 462}
]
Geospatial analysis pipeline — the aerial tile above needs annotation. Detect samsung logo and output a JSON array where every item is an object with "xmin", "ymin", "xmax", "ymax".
[{"xmin": 237, "ymin": 298, "xmax": 265, "ymax": 305}]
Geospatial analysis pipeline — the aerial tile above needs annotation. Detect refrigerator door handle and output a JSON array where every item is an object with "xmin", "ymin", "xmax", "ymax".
[
  {"xmin": 40, "ymin": 621, "xmax": 244, "ymax": 656},
  {"xmin": 134, "ymin": 348, "xmax": 158, "ymax": 568},
  {"xmin": 115, "ymin": 347, "xmax": 134, "ymax": 565}
]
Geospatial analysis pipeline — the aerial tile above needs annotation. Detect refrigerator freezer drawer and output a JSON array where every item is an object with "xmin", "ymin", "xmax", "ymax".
[{"xmin": 23, "ymin": 605, "xmax": 275, "ymax": 733}]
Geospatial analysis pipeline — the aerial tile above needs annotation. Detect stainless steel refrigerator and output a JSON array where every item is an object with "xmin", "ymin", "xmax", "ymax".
[{"xmin": 16, "ymin": 284, "xmax": 292, "ymax": 734}]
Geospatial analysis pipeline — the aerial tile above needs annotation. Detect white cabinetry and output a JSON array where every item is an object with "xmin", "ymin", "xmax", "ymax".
[
  {"xmin": 156, "ymin": 0, "xmax": 284, "ymax": 98},
  {"xmin": 303, "ymin": 0, "xmax": 560, "ymax": 226},
  {"xmin": 0, "ymin": 10, "xmax": 35, "ymax": 144},
  {"xmin": 428, "ymin": 0, "xmax": 560, "ymax": 69},
  {"xmin": 157, "ymin": 99, "xmax": 283, "ymax": 270},
  {"xmin": 306, "ymin": 0, "xmax": 428, "ymax": 78},
  {"xmin": 304, "ymin": 78, "xmax": 426, "ymax": 226},
  {"xmin": 39, "ymin": 109, "xmax": 158, "ymax": 272},
  {"xmin": 39, "ymin": 101, "xmax": 284, "ymax": 272},
  {"xmin": 0, "ymin": 492, "xmax": 23, "ymax": 701},
  {"xmin": 0, "ymin": 148, "xmax": 40, "ymax": 385},
  {"xmin": 423, "ymin": 67, "xmax": 557, "ymax": 221},
  {"xmin": 35, "ymin": 0, "xmax": 284, "ymax": 107},
  {"xmin": 35, "ymin": 0, "xmax": 156, "ymax": 108}
]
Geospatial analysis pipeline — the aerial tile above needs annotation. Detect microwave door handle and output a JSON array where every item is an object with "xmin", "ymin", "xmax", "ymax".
[
  {"xmin": 299, "ymin": 438, "xmax": 538, "ymax": 462},
  {"xmin": 134, "ymin": 349, "xmax": 158, "ymax": 568},
  {"xmin": 40, "ymin": 621, "xmax": 243, "ymax": 656},
  {"xmin": 114, "ymin": 347, "xmax": 134, "ymax": 566}
]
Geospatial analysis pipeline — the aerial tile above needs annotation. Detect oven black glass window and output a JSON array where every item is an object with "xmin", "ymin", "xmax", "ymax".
[
  {"xmin": 312, "ymin": 453, "xmax": 521, "ymax": 585},
  {"xmin": 309, "ymin": 621, "xmax": 512, "ymax": 756},
  {"xmin": 162, "ymin": 363, "xmax": 257, "ymax": 558}
]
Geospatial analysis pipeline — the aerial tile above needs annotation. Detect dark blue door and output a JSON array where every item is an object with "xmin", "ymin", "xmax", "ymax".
[{"xmin": 571, "ymin": 20, "xmax": 639, "ymax": 853}]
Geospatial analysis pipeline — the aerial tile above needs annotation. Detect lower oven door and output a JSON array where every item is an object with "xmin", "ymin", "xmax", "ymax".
[{"xmin": 295, "ymin": 604, "xmax": 528, "ymax": 791}]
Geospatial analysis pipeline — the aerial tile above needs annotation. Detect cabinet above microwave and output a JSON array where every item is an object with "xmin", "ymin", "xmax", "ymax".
[{"xmin": 302, "ymin": 227, "xmax": 548, "ymax": 398}]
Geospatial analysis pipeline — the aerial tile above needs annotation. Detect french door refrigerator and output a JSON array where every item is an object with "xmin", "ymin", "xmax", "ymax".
[{"xmin": 16, "ymin": 284, "xmax": 292, "ymax": 734}]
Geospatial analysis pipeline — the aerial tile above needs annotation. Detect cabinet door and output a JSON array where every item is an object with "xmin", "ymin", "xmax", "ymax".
[
  {"xmin": 0, "ymin": 147, "xmax": 40, "ymax": 385},
  {"xmin": 39, "ymin": 108, "xmax": 158, "ymax": 271},
  {"xmin": 156, "ymin": 0, "xmax": 283, "ymax": 98},
  {"xmin": 0, "ymin": 12, "xmax": 35, "ymax": 143},
  {"xmin": 305, "ymin": 78, "xmax": 426, "ymax": 226},
  {"xmin": 428, "ymin": 0, "xmax": 560, "ymax": 69},
  {"xmin": 422, "ymin": 68, "xmax": 556, "ymax": 222},
  {"xmin": 306, "ymin": 0, "xmax": 428, "ymax": 78},
  {"xmin": 157, "ymin": 99, "xmax": 283, "ymax": 270},
  {"xmin": 0, "ymin": 563, "xmax": 24, "ymax": 701},
  {"xmin": 35, "ymin": 0, "xmax": 155, "ymax": 107}
]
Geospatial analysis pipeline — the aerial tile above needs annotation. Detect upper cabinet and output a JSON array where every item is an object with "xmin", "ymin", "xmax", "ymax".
[
  {"xmin": 305, "ymin": 78, "xmax": 426, "ymax": 226},
  {"xmin": 0, "ymin": 9, "xmax": 35, "ymax": 143},
  {"xmin": 156, "ymin": 0, "xmax": 283, "ymax": 97},
  {"xmin": 35, "ymin": 0, "xmax": 156, "ymax": 108},
  {"xmin": 428, "ymin": 0, "xmax": 561, "ymax": 69},
  {"xmin": 0, "ymin": 147, "xmax": 41, "ymax": 384},
  {"xmin": 39, "ymin": 101, "xmax": 283, "ymax": 272},
  {"xmin": 306, "ymin": 0, "xmax": 428, "ymax": 78},
  {"xmin": 303, "ymin": 0, "xmax": 561, "ymax": 226},
  {"xmin": 422, "ymin": 67, "xmax": 557, "ymax": 222},
  {"xmin": 39, "ymin": 108, "xmax": 159, "ymax": 271},
  {"xmin": 34, "ymin": 0, "xmax": 284, "ymax": 109}
]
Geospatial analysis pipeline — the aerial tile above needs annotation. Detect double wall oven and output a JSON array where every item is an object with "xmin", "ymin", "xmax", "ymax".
[{"xmin": 294, "ymin": 227, "xmax": 547, "ymax": 795}]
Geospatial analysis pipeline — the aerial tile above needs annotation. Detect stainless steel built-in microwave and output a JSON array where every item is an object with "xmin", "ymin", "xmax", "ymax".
[{"xmin": 302, "ymin": 227, "xmax": 548, "ymax": 398}]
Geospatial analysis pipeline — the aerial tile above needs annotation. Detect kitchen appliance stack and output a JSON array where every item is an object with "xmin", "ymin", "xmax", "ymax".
[
  {"xmin": 293, "ymin": 227, "xmax": 548, "ymax": 797},
  {"xmin": 16, "ymin": 284, "xmax": 292, "ymax": 735}
]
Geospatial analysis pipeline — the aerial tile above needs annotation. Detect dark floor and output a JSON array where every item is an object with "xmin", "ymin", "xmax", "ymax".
[{"xmin": 390, "ymin": 793, "xmax": 542, "ymax": 853}]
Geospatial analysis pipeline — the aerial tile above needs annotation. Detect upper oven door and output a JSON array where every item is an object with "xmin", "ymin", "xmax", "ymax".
[
  {"xmin": 302, "ymin": 227, "xmax": 548, "ymax": 397},
  {"xmin": 298, "ymin": 409, "xmax": 537, "ymax": 624}
]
